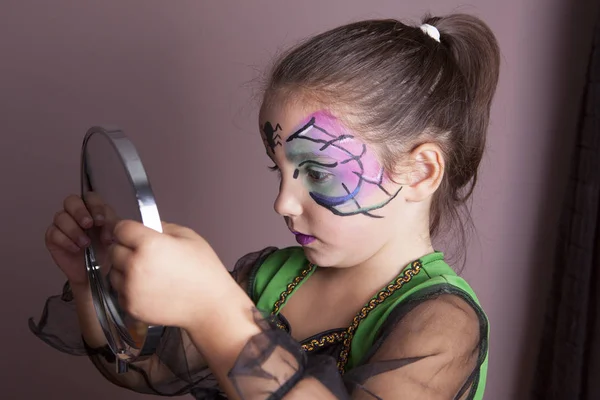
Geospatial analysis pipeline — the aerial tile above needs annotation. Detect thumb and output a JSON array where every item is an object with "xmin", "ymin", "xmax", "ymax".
[
  {"xmin": 161, "ymin": 221, "xmax": 197, "ymax": 239},
  {"xmin": 113, "ymin": 219, "xmax": 158, "ymax": 249}
]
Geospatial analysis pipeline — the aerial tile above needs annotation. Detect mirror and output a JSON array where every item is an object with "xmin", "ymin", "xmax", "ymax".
[{"xmin": 80, "ymin": 126, "xmax": 164, "ymax": 373}]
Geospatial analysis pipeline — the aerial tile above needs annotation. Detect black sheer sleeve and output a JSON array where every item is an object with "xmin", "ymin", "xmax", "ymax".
[
  {"xmin": 30, "ymin": 250, "xmax": 486, "ymax": 399},
  {"xmin": 228, "ymin": 288, "xmax": 487, "ymax": 400},
  {"xmin": 28, "ymin": 246, "xmax": 278, "ymax": 399}
]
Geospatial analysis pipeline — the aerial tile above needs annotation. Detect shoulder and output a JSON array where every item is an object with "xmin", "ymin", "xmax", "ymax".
[
  {"xmin": 403, "ymin": 294, "xmax": 480, "ymax": 353},
  {"xmin": 232, "ymin": 246, "xmax": 307, "ymax": 299},
  {"xmin": 375, "ymin": 292, "xmax": 484, "ymax": 360},
  {"xmin": 404, "ymin": 255, "xmax": 488, "ymax": 353},
  {"xmin": 348, "ymin": 292, "xmax": 487, "ymax": 399},
  {"xmin": 233, "ymin": 246, "xmax": 305, "ymax": 269},
  {"xmin": 249, "ymin": 246, "xmax": 308, "ymax": 287},
  {"xmin": 230, "ymin": 246, "xmax": 279, "ymax": 292},
  {"xmin": 232, "ymin": 246, "xmax": 281, "ymax": 272},
  {"xmin": 257, "ymin": 246, "xmax": 306, "ymax": 268}
]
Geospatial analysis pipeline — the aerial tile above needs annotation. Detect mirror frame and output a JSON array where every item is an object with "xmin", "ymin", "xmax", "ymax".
[{"xmin": 80, "ymin": 126, "xmax": 165, "ymax": 372}]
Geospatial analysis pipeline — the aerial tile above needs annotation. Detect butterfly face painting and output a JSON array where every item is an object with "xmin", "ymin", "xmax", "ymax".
[{"xmin": 263, "ymin": 111, "xmax": 402, "ymax": 218}]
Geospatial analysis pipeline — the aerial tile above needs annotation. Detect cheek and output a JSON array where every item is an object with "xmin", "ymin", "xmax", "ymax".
[{"xmin": 309, "ymin": 208, "xmax": 379, "ymax": 242}]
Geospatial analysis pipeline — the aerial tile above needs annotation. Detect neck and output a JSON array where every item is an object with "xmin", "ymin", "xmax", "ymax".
[{"xmin": 319, "ymin": 225, "xmax": 434, "ymax": 299}]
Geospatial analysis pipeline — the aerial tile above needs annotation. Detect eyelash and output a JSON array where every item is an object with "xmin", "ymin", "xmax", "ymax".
[
  {"xmin": 306, "ymin": 168, "xmax": 331, "ymax": 183},
  {"xmin": 268, "ymin": 165, "xmax": 282, "ymax": 180},
  {"xmin": 267, "ymin": 164, "xmax": 332, "ymax": 183}
]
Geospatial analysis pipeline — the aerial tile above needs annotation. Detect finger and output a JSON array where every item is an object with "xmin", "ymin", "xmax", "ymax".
[
  {"xmin": 161, "ymin": 221, "xmax": 196, "ymax": 239},
  {"xmin": 81, "ymin": 191, "xmax": 108, "ymax": 225},
  {"xmin": 108, "ymin": 268, "xmax": 125, "ymax": 294},
  {"xmin": 94, "ymin": 204, "xmax": 122, "ymax": 247},
  {"xmin": 108, "ymin": 242, "xmax": 135, "ymax": 274},
  {"xmin": 101, "ymin": 203, "xmax": 122, "ymax": 239},
  {"xmin": 99, "ymin": 225, "xmax": 114, "ymax": 247},
  {"xmin": 113, "ymin": 220, "xmax": 159, "ymax": 249},
  {"xmin": 63, "ymin": 194, "xmax": 95, "ymax": 229},
  {"xmin": 52, "ymin": 211, "xmax": 91, "ymax": 249},
  {"xmin": 45, "ymin": 224, "xmax": 81, "ymax": 253}
]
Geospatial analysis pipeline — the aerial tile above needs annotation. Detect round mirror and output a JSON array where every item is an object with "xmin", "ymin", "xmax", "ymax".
[{"xmin": 80, "ymin": 126, "xmax": 164, "ymax": 371}]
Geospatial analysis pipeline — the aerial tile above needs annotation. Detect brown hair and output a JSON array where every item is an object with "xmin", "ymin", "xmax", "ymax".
[{"xmin": 262, "ymin": 13, "xmax": 501, "ymax": 259}]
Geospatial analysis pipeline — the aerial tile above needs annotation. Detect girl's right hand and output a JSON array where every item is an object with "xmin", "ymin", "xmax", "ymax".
[{"xmin": 45, "ymin": 194, "xmax": 109, "ymax": 287}]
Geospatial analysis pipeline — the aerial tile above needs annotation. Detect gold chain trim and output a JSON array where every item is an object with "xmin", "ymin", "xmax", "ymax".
[
  {"xmin": 301, "ymin": 331, "xmax": 347, "ymax": 352},
  {"xmin": 271, "ymin": 260, "xmax": 422, "ymax": 375},
  {"xmin": 272, "ymin": 263, "xmax": 315, "ymax": 314},
  {"xmin": 336, "ymin": 260, "xmax": 422, "ymax": 374},
  {"xmin": 274, "ymin": 319, "xmax": 287, "ymax": 331}
]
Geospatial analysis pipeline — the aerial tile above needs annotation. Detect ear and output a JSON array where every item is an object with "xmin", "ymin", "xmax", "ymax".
[{"xmin": 398, "ymin": 143, "xmax": 445, "ymax": 203}]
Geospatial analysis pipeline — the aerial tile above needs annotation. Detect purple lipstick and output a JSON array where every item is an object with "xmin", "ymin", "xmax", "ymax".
[{"xmin": 289, "ymin": 228, "xmax": 316, "ymax": 246}]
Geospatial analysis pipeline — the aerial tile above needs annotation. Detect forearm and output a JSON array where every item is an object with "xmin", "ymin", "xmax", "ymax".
[
  {"xmin": 70, "ymin": 282, "xmax": 147, "ymax": 388},
  {"xmin": 184, "ymin": 283, "xmax": 340, "ymax": 400},
  {"xmin": 70, "ymin": 282, "xmax": 108, "ymax": 348},
  {"xmin": 185, "ymin": 287, "xmax": 261, "ymax": 400}
]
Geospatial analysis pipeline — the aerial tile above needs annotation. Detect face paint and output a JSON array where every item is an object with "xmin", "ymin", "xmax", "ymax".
[
  {"xmin": 262, "ymin": 121, "xmax": 282, "ymax": 153},
  {"xmin": 285, "ymin": 111, "xmax": 402, "ymax": 218}
]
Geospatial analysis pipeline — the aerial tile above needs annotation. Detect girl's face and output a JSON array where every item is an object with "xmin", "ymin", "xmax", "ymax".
[{"xmin": 259, "ymin": 102, "xmax": 406, "ymax": 268}]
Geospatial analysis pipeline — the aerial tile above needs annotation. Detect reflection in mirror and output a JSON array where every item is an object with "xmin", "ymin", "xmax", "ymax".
[{"xmin": 81, "ymin": 127, "xmax": 164, "ymax": 372}]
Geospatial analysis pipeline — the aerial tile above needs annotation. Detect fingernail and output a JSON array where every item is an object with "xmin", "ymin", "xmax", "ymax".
[
  {"xmin": 81, "ymin": 217, "xmax": 93, "ymax": 227},
  {"xmin": 78, "ymin": 236, "xmax": 90, "ymax": 247},
  {"xmin": 95, "ymin": 214, "xmax": 104, "ymax": 222},
  {"xmin": 102, "ymin": 231, "xmax": 112, "ymax": 244}
]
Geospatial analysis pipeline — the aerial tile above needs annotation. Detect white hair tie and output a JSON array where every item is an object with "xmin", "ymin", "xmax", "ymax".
[{"xmin": 420, "ymin": 23, "xmax": 441, "ymax": 43}]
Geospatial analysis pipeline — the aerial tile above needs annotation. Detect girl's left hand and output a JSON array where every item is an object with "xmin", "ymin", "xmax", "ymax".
[{"xmin": 108, "ymin": 220, "xmax": 235, "ymax": 329}]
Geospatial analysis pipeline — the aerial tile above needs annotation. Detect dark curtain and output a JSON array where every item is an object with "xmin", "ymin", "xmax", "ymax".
[{"xmin": 532, "ymin": 15, "xmax": 600, "ymax": 400}]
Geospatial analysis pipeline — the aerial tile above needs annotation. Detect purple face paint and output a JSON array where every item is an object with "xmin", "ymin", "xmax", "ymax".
[{"xmin": 284, "ymin": 111, "xmax": 402, "ymax": 218}]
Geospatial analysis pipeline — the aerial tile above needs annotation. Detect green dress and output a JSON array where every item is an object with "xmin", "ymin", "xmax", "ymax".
[
  {"xmin": 30, "ymin": 245, "xmax": 489, "ymax": 399},
  {"xmin": 246, "ymin": 246, "xmax": 489, "ymax": 399}
]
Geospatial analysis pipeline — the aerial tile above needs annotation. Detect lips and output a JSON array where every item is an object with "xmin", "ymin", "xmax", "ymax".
[
  {"xmin": 295, "ymin": 233, "xmax": 316, "ymax": 246},
  {"xmin": 288, "ymin": 226, "xmax": 316, "ymax": 246}
]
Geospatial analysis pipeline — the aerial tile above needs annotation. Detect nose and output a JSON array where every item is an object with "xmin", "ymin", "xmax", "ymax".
[{"xmin": 273, "ymin": 177, "xmax": 303, "ymax": 218}]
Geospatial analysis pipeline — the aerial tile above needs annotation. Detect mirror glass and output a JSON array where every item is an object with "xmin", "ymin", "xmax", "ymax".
[{"xmin": 80, "ymin": 127, "xmax": 164, "ymax": 370}]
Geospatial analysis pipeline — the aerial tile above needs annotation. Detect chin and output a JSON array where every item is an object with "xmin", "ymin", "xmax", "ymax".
[
  {"xmin": 301, "ymin": 246, "xmax": 345, "ymax": 268},
  {"xmin": 301, "ymin": 246, "xmax": 330, "ymax": 267}
]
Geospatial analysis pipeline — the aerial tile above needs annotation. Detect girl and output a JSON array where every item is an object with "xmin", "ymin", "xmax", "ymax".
[{"xmin": 31, "ymin": 12, "xmax": 500, "ymax": 400}]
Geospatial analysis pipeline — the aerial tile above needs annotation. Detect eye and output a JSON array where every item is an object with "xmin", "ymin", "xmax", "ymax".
[
  {"xmin": 306, "ymin": 168, "xmax": 332, "ymax": 183},
  {"xmin": 267, "ymin": 164, "xmax": 282, "ymax": 180}
]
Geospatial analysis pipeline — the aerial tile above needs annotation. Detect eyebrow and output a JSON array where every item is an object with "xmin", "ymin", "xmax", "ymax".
[
  {"xmin": 286, "ymin": 151, "xmax": 336, "ymax": 163},
  {"xmin": 298, "ymin": 159, "xmax": 338, "ymax": 168}
]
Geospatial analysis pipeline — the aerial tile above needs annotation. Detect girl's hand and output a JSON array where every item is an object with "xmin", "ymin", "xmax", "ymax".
[
  {"xmin": 108, "ymin": 220, "xmax": 235, "ymax": 329},
  {"xmin": 45, "ymin": 193, "xmax": 120, "ymax": 287}
]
